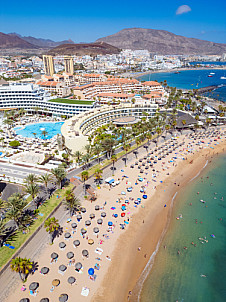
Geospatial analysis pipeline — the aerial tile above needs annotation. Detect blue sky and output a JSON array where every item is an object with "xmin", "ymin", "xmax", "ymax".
[{"xmin": 1, "ymin": 0, "xmax": 226, "ymax": 43}]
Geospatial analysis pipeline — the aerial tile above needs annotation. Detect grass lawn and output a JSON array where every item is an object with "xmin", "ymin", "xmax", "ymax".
[
  {"xmin": 48, "ymin": 98, "xmax": 94, "ymax": 105},
  {"xmin": 0, "ymin": 183, "xmax": 73, "ymax": 268}
]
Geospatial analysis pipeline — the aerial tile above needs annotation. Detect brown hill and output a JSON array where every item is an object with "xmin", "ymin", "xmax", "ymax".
[
  {"xmin": 96, "ymin": 28, "xmax": 226, "ymax": 55},
  {"xmin": 47, "ymin": 42, "xmax": 120, "ymax": 56},
  {"xmin": 0, "ymin": 32, "xmax": 38, "ymax": 49}
]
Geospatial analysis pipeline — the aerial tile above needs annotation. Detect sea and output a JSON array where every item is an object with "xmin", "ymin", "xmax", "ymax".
[
  {"xmin": 140, "ymin": 154, "xmax": 226, "ymax": 302},
  {"xmin": 138, "ymin": 68, "xmax": 226, "ymax": 102}
]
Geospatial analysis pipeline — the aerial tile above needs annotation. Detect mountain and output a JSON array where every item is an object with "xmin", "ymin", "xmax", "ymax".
[
  {"xmin": 9, "ymin": 33, "xmax": 74, "ymax": 48},
  {"xmin": 96, "ymin": 28, "xmax": 226, "ymax": 55},
  {"xmin": 0, "ymin": 32, "xmax": 38, "ymax": 49},
  {"xmin": 47, "ymin": 42, "xmax": 120, "ymax": 56}
]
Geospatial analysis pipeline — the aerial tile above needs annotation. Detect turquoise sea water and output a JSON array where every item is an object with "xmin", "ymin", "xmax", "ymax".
[
  {"xmin": 140, "ymin": 154, "xmax": 226, "ymax": 302},
  {"xmin": 138, "ymin": 69, "xmax": 226, "ymax": 102},
  {"xmin": 14, "ymin": 122, "xmax": 64, "ymax": 139}
]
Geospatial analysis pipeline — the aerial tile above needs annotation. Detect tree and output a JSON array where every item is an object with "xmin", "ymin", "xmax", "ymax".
[
  {"xmin": 41, "ymin": 130, "xmax": 48, "ymax": 140},
  {"xmin": 101, "ymin": 138, "xmax": 115, "ymax": 159},
  {"xmin": 111, "ymin": 155, "xmax": 117, "ymax": 176},
  {"xmin": 81, "ymin": 170, "xmax": 89, "ymax": 195},
  {"xmin": 9, "ymin": 140, "xmax": 21, "ymax": 148},
  {"xmin": 51, "ymin": 167, "xmax": 66, "ymax": 189},
  {"xmin": 182, "ymin": 120, "xmax": 187, "ymax": 127},
  {"xmin": 24, "ymin": 174, "xmax": 38, "ymax": 186},
  {"xmin": 82, "ymin": 153, "xmax": 91, "ymax": 169},
  {"xmin": 63, "ymin": 190, "xmax": 80, "ymax": 216},
  {"xmin": 0, "ymin": 221, "xmax": 7, "ymax": 247},
  {"xmin": 93, "ymin": 144, "xmax": 102, "ymax": 164},
  {"xmin": 10, "ymin": 257, "xmax": 33, "ymax": 282},
  {"xmin": 38, "ymin": 174, "xmax": 53, "ymax": 197},
  {"xmin": 44, "ymin": 217, "xmax": 59, "ymax": 244},
  {"xmin": 123, "ymin": 144, "xmax": 130, "ymax": 167},
  {"xmin": 94, "ymin": 168, "xmax": 102, "ymax": 186},
  {"xmin": 32, "ymin": 132, "xmax": 37, "ymax": 139},
  {"xmin": 24, "ymin": 184, "xmax": 39, "ymax": 209},
  {"xmin": 156, "ymin": 127, "xmax": 162, "ymax": 146},
  {"xmin": 73, "ymin": 151, "xmax": 83, "ymax": 165},
  {"xmin": 5, "ymin": 193, "xmax": 27, "ymax": 229}
]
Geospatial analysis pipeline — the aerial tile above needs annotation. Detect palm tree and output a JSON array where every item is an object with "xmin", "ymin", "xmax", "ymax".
[
  {"xmin": 94, "ymin": 168, "xmax": 102, "ymax": 186},
  {"xmin": 10, "ymin": 257, "xmax": 33, "ymax": 282},
  {"xmin": 32, "ymin": 132, "xmax": 37, "ymax": 139},
  {"xmin": 81, "ymin": 170, "xmax": 89, "ymax": 195},
  {"xmin": 182, "ymin": 119, "xmax": 187, "ymax": 128},
  {"xmin": 146, "ymin": 133, "xmax": 152, "ymax": 144},
  {"xmin": 111, "ymin": 155, "xmax": 117, "ymax": 176},
  {"xmin": 123, "ymin": 143, "xmax": 130, "ymax": 167},
  {"xmin": 24, "ymin": 183, "xmax": 39, "ymax": 209},
  {"xmin": 85, "ymin": 144, "xmax": 91, "ymax": 154},
  {"xmin": 135, "ymin": 138, "xmax": 141, "ymax": 154},
  {"xmin": 63, "ymin": 190, "xmax": 80, "ymax": 216},
  {"xmin": 102, "ymin": 138, "xmax": 115, "ymax": 159},
  {"xmin": 82, "ymin": 153, "xmax": 91, "ymax": 169},
  {"xmin": 24, "ymin": 174, "xmax": 38, "ymax": 186},
  {"xmin": 38, "ymin": 174, "xmax": 53, "ymax": 197},
  {"xmin": 51, "ymin": 167, "xmax": 66, "ymax": 189},
  {"xmin": 41, "ymin": 130, "xmax": 48, "ymax": 140},
  {"xmin": 0, "ymin": 220, "xmax": 7, "ymax": 247},
  {"xmin": 44, "ymin": 217, "xmax": 59, "ymax": 244},
  {"xmin": 5, "ymin": 193, "xmax": 26, "ymax": 229},
  {"xmin": 93, "ymin": 144, "xmax": 102, "ymax": 164},
  {"xmin": 156, "ymin": 127, "xmax": 162, "ymax": 146},
  {"xmin": 73, "ymin": 151, "xmax": 83, "ymax": 165}
]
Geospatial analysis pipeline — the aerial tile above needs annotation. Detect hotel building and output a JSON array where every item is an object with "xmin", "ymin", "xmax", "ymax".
[
  {"xmin": 43, "ymin": 55, "xmax": 55, "ymax": 76},
  {"xmin": 64, "ymin": 56, "xmax": 74, "ymax": 75}
]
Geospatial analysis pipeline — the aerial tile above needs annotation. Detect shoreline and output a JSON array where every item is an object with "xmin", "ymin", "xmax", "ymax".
[{"xmin": 92, "ymin": 140, "xmax": 226, "ymax": 302}]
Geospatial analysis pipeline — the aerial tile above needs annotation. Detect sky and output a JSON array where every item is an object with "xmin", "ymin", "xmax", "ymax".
[{"xmin": 1, "ymin": 0, "xmax": 226, "ymax": 43}]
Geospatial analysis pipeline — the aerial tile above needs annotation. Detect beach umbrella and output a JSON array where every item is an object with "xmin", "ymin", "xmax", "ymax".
[
  {"xmin": 121, "ymin": 191, "xmax": 126, "ymax": 195},
  {"xmin": 101, "ymin": 212, "xmax": 106, "ymax": 218},
  {"xmin": 40, "ymin": 299, "xmax": 49, "ymax": 302},
  {"xmin": 81, "ymin": 207, "xmax": 86, "ymax": 213},
  {"xmin": 97, "ymin": 218, "xmax": 103, "ymax": 224},
  {"xmin": 64, "ymin": 232, "xmax": 71, "ymax": 239},
  {"xmin": 121, "ymin": 213, "xmax": 125, "ymax": 217},
  {"xmin": 89, "ymin": 213, "xmax": 95, "ymax": 219},
  {"xmin": 81, "ymin": 228, "xmax": 87, "ymax": 235},
  {"xmin": 113, "ymin": 214, "xmax": 118, "ymax": 218},
  {"xmin": 140, "ymin": 170, "xmax": 144, "ymax": 173},
  {"xmin": 143, "ymin": 195, "xmax": 147, "ymax": 199},
  {"xmin": 77, "ymin": 214, "xmax": 82, "ymax": 220},
  {"xmin": 95, "ymin": 205, "xmax": 99, "ymax": 211},
  {"xmin": 29, "ymin": 282, "xmax": 39, "ymax": 291},
  {"xmin": 51, "ymin": 252, "xmax": 58, "ymax": 260},
  {"xmin": 59, "ymin": 265, "xmax": 67, "ymax": 272},
  {"xmin": 59, "ymin": 242, "xmax": 66, "ymax": 249},
  {"xmin": 75, "ymin": 262, "xmax": 82, "ymax": 271},
  {"xmin": 88, "ymin": 239, "xmax": 94, "ymax": 245},
  {"xmin": 135, "ymin": 161, "xmax": 138, "ymax": 165},
  {"xmin": 71, "ymin": 223, "xmax": 77, "ymax": 229},
  {"xmin": 40, "ymin": 267, "xmax": 49, "ymax": 275},
  {"xmin": 108, "ymin": 221, "xmax": 113, "ymax": 226},
  {"xmin": 67, "ymin": 252, "xmax": 74, "ymax": 259},
  {"xmin": 73, "ymin": 240, "xmax": 80, "ymax": 247},
  {"xmin": 68, "ymin": 276, "xmax": 76, "ymax": 285},
  {"xmin": 93, "ymin": 227, "xmax": 99, "ymax": 233},
  {"xmin": 82, "ymin": 249, "xmax": 89, "ymax": 257},
  {"xmin": 85, "ymin": 220, "xmax": 91, "ymax": 226},
  {"xmin": 59, "ymin": 294, "xmax": 68, "ymax": 302},
  {"xmin": 88, "ymin": 268, "xmax": 94, "ymax": 275},
  {"xmin": 20, "ymin": 299, "xmax": 30, "ymax": 302},
  {"xmin": 52, "ymin": 279, "xmax": 60, "ymax": 286},
  {"xmin": 139, "ymin": 159, "xmax": 143, "ymax": 162},
  {"xmin": 130, "ymin": 165, "xmax": 134, "ymax": 168}
]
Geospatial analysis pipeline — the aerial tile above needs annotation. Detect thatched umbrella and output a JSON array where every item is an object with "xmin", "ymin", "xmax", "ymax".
[
  {"xmin": 89, "ymin": 213, "xmax": 95, "ymax": 219},
  {"xmin": 20, "ymin": 299, "xmax": 30, "ymax": 302},
  {"xmin": 40, "ymin": 267, "xmax": 49, "ymax": 275},
  {"xmin": 101, "ymin": 212, "xmax": 106, "ymax": 218},
  {"xmin": 75, "ymin": 262, "xmax": 82, "ymax": 271},
  {"xmin": 59, "ymin": 294, "xmax": 68, "ymax": 302},
  {"xmin": 81, "ymin": 228, "xmax": 87, "ymax": 235},
  {"xmin": 97, "ymin": 218, "xmax": 103, "ymax": 224},
  {"xmin": 81, "ymin": 207, "xmax": 86, "ymax": 213},
  {"xmin": 51, "ymin": 252, "xmax": 58, "ymax": 260},
  {"xmin": 85, "ymin": 220, "xmax": 91, "ymax": 226},
  {"xmin": 67, "ymin": 276, "xmax": 76, "ymax": 285},
  {"xmin": 59, "ymin": 265, "xmax": 67, "ymax": 272},
  {"xmin": 52, "ymin": 279, "xmax": 60, "ymax": 287},
  {"xmin": 59, "ymin": 242, "xmax": 66, "ymax": 249},
  {"xmin": 73, "ymin": 240, "xmax": 80, "ymax": 247},
  {"xmin": 67, "ymin": 252, "xmax": 74, "ymax": 259},
  {"xmin": 93, "ymin": 227, "xmax": 99, "ymax": 233},
  {"xmin": 64, "ymin": 232, "xmax": 71, "ymax": 239},
  {"xmin": 88, "ymin": 239, "xmax": 94, "ymax": 245},
  {"xmin": 29, "ymin": 282, "xmax": 39, "ymax": 291},
  {"xmin": 95, "ymin": 205, "xmax": 99, "ymax": 211},
  {"xmin": 82, "ymin": 249, "xmax": 89, "ymax": 257},
  {"xmin": 77, "ymin": 214, "xmax": 82, "ymax": 220},
  {"xmin": 40, "ymin": 299, "xmax": 49, "ymax": 302},
  {"xmin": 71, "ymin": 223, "xmax": 77, "ymax": 229}
]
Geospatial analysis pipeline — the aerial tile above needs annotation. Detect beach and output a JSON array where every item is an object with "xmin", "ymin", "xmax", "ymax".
[{"xmin": 5, "ymin": 127, "xmax": 226, "ymax": 302}]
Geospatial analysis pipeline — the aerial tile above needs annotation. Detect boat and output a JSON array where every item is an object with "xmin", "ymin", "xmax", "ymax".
[
  {"xmin": 174, "ymin": 71, "xmax": 181, "ymax": 74},
  {"xmin": 200, "ymin": 199, "xmax": 206, "ymax": 203},
  {"xmin": 220, "ymin": 76, "xmax": 226, "ymax": 79},
  {"xmin": 208, "ymin": 75, "xmax": 213, "ymax": 77},
  {"xmin": 210, "ymin": 73, "xmax": 215, "ymax": 75}
]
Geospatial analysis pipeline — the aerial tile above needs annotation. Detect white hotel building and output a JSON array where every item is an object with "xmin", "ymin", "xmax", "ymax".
[{"xmin": 0, "ymin": 83, "xmax": 94, "ymax": 117}]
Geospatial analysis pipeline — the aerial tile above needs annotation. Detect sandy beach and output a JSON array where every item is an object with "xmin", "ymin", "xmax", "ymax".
[{"xmin": 6, "ymin": 127, "xmax": 226, "ymax": 302}]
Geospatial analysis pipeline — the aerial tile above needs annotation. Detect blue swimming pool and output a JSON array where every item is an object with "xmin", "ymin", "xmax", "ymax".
[{"xmin": 14, "ymin": 122, "xmax": 64, "ymax": 140}]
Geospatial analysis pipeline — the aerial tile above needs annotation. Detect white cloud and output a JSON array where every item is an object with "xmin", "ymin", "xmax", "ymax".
[{"xmin": 176, "ymin": 5, "xmax": 191, "ymax": 15}]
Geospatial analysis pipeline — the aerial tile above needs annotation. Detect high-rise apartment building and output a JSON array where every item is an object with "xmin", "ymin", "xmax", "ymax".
[
  {"xmin": 43, "ymin": 55, "xmax": 55, "ymax": 76},
  {"xmin": 64, "ymin": 56, "xmax": 74, "ymax": 74}
]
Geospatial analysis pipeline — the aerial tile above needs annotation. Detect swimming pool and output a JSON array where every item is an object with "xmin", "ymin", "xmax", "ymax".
[{"xmin": 14, "ymin": 122, "xmax": 64, "ymax": 140}]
